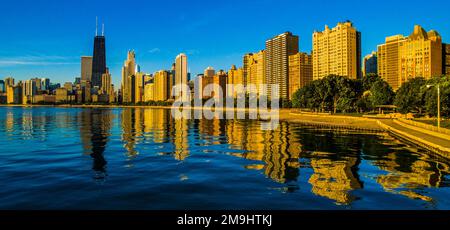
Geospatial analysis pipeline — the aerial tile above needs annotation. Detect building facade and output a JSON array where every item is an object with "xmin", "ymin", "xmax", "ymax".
[
  {"xmin": 81, "ymin": 56, "xmax": 93, "ymax": 82},
  {"xmin": 312, "ymin": 21, "xmax": 361, "ymax": 80},
  {"xmin": 378, "ymin": 25, "xmax": 442, "ymax": 90},
  {"xmin": 265, "ymin": 32, "xmax": 299, "ymax": 99},
  {"xmin": 175, "ymin": 53, "xmax": 188, "ymax": 100},
  {"xmin": 363, "ymin": 51, "xmax": 378, "ymax": 76},
  {"xmin": 244, "ymin": 50, "xmax": 266, "ymax": 96},
  {"xmin": 288, "ymin": 52, "xmax": 313, "ymax": 100}
]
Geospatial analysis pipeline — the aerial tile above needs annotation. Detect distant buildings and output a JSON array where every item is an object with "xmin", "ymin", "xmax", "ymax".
[
  {"xmin": 265, "ymin": 32, "xmax": 299, "ymax": 99},
  {"xmin": 121, "ymin": 50, "xmax": 137, "ymax": 103},
  {"xmin": 3, "ymin": 21, "xmax": 450, "ymax": 106},
  {"xmin": 81, "ymin": 56, "xmax": 93, "ymax": 82},
  {"xmin": 175, "ymin": 53, "xmax": 188, "ymax": 100},
  {"xmin": 92, "ymin": 25, "xmax": 107, "ymax": 89},
  {"xmin": 288, "ymin": 52, "xmax": 313, "ymax": 100},
  {"xmin": 378, "ymin": 25, "xmax": 442, "ymax": 90},
  {"xmin": 363, "ymin": 52, "xmax": 378, "ymax": 76},
  {"xmin": 313, "ymin": 21, "xmax": 362, "ymax": 80},
  {"xmin": 442, "ymin": 43, "xmax": 450, "ymax": 75},
  {"xmin": 244, "ymin": 51, "xmax": 265, "ymax": 96}
]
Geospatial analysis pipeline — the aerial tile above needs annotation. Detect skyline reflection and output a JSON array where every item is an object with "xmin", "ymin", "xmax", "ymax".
[{"xmin": 1, "ymin": 107, "xmax": 450, "ymax": 207}]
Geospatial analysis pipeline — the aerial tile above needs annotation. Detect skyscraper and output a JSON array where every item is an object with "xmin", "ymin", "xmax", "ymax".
[
  {"xmin": 265, "ymin": 32, "xmax": 299, "ymax": 99},
  {"xmin": 363, "ymin": 52, "xmax": 378, "ymax": 76},
  {"xmin": 121, "ymin": 50, "xmax": 136, "ymax": 103},
  {"xmin": 312, "ymin": 21, "xmax": 362, "ymax": 80},
  {"xmin": 377, "ymin": 35, "xmax": 406, "ymax": 90},
  {"xmin": 0, "ymin": 80, "xmax": 5, "ymax": 93},
  {"xmin": 81, "ymin": 56, "xmax": 93, "ymax": 82},
  {"xmin": 378, "ymin": 25, "xmax": 442, "ymax": 90},
  {"xmin": 41, "ymin": 78, "xmax": 50, "ymax": 91},
  {"xmin": 175, "ymin": 53, "xmax": 188, "ymax": 100},
  {"xmin": 92, "ymin": 21, "xmax": 106, "ymax": 88},
  {"xmin": 244, "ymin": 50, "xmax": 266, "ymax": 96},
  {"xmin": 288, "ymin": 52, "xmax": 313, "ymax": 100}
]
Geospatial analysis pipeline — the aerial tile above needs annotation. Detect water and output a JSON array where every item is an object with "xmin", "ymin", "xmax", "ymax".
[{"xmin": 0, "ymin": 107, "xmax": 449, "ymax": 210}]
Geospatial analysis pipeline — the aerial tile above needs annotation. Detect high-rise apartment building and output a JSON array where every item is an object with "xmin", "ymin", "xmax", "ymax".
[
  {"xmin": 23, "ymin": 79, "xmax": 37, "ymax": 104},
  {"xmin": 6, "ymin": 82, "xmax": 22, "ymax": 104},
  {"xmin": 175, "ymin": 53, "xmax": 188, "ymax": 100},
  {"xmin": 92, "ymin": 23, "xmax": 107, "ymax": 88},
  {"xmin": 41, "ymin": 78, "xmax": 50, "ymax": 91},
  {"xmin": 443, "ymin": 43, "xmax": 450, "ymax": 75},
  {"xmin": 204, "ymin": 66, "xmax": 215, "ymax": 79},
  {"xmin": 121, "ymin": 50, "xmax": 136, "ymax": 103},
  {"xmin": 81, "ymin": 56, "xmax": 93, "ymax": 82},
  {"xmin": 4, "ymin": 77, "xmax": 15, "ymax": 88},
  {"xmin": 378, "ymin": 25, "xmax": 442, "ymax": 90},
  {"xmin": 134, "ymin": 72, "xmax": 145, "ymax": 104},
  {"xmin": 101, "ymin": 68, "xmax": 114, "ymax": 103},
  {"xmin": 265, "ymin": 32, "xmax": 299, "ymax": 99},
  {"xmin": 363, "ymin": 52, "xmax": 378, "ymax": 76},
  {"xmin": 312, "ymin": 21, "xmax": 361, "ymax": 80},
  {"xmin": 244, "ymin": 51, "xmax": 266, "ymax": 96},
  {"xmin": 152, "ymin": 70, "xmax": 171, "ymax": 101},
  {"xmin": 377, "ymin": 35, "xmax": 406, "ymax": 90},
  {"xmin": 0, "ymin": 80, "xmax": 5, "ymax": 93},
  {"xmin": 227, "ymin": 65, "xmax": 245, "ymax": 98},
  {"xmin": 288, "ymin": 52, "xmax": 313, "ymax": 100}
]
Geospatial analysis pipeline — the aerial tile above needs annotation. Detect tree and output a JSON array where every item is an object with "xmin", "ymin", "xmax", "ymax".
[
  {"xmin": 424, "ymin": 76, "xmax": 450, "ymax": 118},
  {"xmin": 362, "ymin": 73, "xmax": 381, "ymax": 91},
  {"xmin": 368, "ymin": 80, "xmax": 395, "ymax": 106},
  {"xmin": 394, "ymin": 77, "xmax": 427, "ymax": 114}
]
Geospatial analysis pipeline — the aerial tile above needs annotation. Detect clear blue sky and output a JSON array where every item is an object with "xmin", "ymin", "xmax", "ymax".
[{"xmin": 0, "ymin": 0, "xmax": 449, "ymax": 87}]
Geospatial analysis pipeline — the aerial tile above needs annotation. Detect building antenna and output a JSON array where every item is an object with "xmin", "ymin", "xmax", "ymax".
[
  {"xmin": 102, "ymin": 23, "xmax": 104, "ymax": 36},
  {"xmin": 95, "ymin": 16, "xmax": 98, "ymax": 36}
]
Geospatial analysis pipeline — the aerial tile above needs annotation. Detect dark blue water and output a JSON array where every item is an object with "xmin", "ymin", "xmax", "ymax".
[{"xmin": 0, "ymin": 107, "xmax": 449, "ymax": 210}]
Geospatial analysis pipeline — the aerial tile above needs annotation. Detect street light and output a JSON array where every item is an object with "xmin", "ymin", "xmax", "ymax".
[{"xmin": 427, "ymin": 84, "xmax": 441, "ymax": 130}]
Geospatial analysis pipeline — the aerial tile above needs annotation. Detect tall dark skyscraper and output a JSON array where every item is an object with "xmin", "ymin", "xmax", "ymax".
[{"xmin": 92, "ymin": 21, "xmax": 107, "ymax": 88}]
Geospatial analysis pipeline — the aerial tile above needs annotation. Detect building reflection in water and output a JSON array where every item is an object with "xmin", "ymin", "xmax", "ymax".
[
  {"xmin": 79, "ymin": 109, "xmax": 113, "ymax": 180},
  {"xmin": 78, "ymin": 108, "xmax": 450, "ymax": 205},
  {"xmin": 375, "ymin": 152, "xmax": 450, "ymax": 202}
]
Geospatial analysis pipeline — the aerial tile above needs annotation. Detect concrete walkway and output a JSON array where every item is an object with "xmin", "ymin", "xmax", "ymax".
[{"xmin": 379, "ymin": 119, "xmax": 450, "ymax": 157}]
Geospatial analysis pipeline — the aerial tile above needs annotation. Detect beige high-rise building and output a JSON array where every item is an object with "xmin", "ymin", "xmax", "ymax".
[
  {"xmin": 227, "ymin": 65, "xmax": 244, "ymax": 98},
  {"xmin": 265, "ymin": 32, "xmax": 299, "ymax": 99},
  {"xmin": 443, "ymin": 43, "xmax": 450, "ymax": 75},
  {"xmin": 204, "ymin": 66, "xmax": 215, "ymax": 79},
  {"xmin": 400, "ymin": 26, "xmax": 442, "ymax": 85},
  {"xmin": 288, "ymin": 52, "xmax": 313, "ymax": 100},
  {"xmin": 377, "ymin": 35, "xmax": 406, "ymax": 90},
  {"xmin": 81, "ymin": 56, "xmax": 93, "ymax": 82},
  {"xmin": 22, "ymin": 79, "xmax": 37, "ymax": 104},
  {"xmin": 312, "ymin": 21, "xmax": 362, "ymax": 80},
  {"xmin": 175, "ymin": 53, "xmax": 188, "ymax": 100},
  {"xmin": 244, "ymin": 50, "xmax": 266, "ymax": 96},
  {"xmin": 153, "ymin": 70, "xmax": 171, "ymax": 101},
  {"xmin": 4, "ymin": 77, "xmax": 15, "ymax": 87},
  {"xmin": 134, "ymin": 72, "xmax": 145, "ymax": 103},
  {"xmin": 121, "ymin": 50, "xmax": 136, "ymax": 103},
  {"xmin": 378, "ymin": 25, "xmax": 443, "ymax": 90},
  {"xmin": 101, "ymin": 68, "xmax": 114, "ymax": 102}
]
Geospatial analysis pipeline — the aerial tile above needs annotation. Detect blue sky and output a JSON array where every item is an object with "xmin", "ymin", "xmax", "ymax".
[{"xmin": 0, "ymin": 0, "xmax": 449, "ymax": 87}]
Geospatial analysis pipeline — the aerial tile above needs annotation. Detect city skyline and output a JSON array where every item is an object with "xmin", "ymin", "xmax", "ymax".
[{"xmin": 1, "ymin": 0, "xmax": 449, "ymax": 87}]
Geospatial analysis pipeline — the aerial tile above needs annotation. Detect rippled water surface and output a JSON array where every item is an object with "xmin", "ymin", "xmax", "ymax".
[{"xmin": 0, "ymin": 107, "xmax": 450, "ymax": 210}]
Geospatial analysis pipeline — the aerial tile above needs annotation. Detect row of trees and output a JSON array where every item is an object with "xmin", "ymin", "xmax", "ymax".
[{"xmin": 291, "ymin": 74, "xmax": 450, "ymax": 117}]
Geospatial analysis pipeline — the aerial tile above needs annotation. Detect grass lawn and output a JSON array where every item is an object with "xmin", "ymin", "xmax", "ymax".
[{"xmin": 415, "ymin": 119, "xmax": 450, "ymax": 129}]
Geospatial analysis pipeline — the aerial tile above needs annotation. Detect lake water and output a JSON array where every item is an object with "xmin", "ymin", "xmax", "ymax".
[{"xmin": 0, "ymin": 107, "xmax": 449, "ymax": 210}]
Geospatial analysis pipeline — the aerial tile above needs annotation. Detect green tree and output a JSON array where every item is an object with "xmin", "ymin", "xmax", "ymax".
[
  {"xmin": 368, "ymin": 80, "xmax": 395, "ymax": 107},
  {"xmin": 394, "ymin": 77, "xmax": 427, "ymax": 114}
]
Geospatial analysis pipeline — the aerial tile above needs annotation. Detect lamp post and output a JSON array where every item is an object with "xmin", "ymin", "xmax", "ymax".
[{"xmin": 427, "ymin": 84, "xmax": 441, "ymax": 130}]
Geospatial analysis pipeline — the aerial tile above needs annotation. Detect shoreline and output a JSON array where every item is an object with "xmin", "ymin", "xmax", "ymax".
[{"xmin": 0, "ymin": 104, "xmax": 383, "ymax": 132}]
